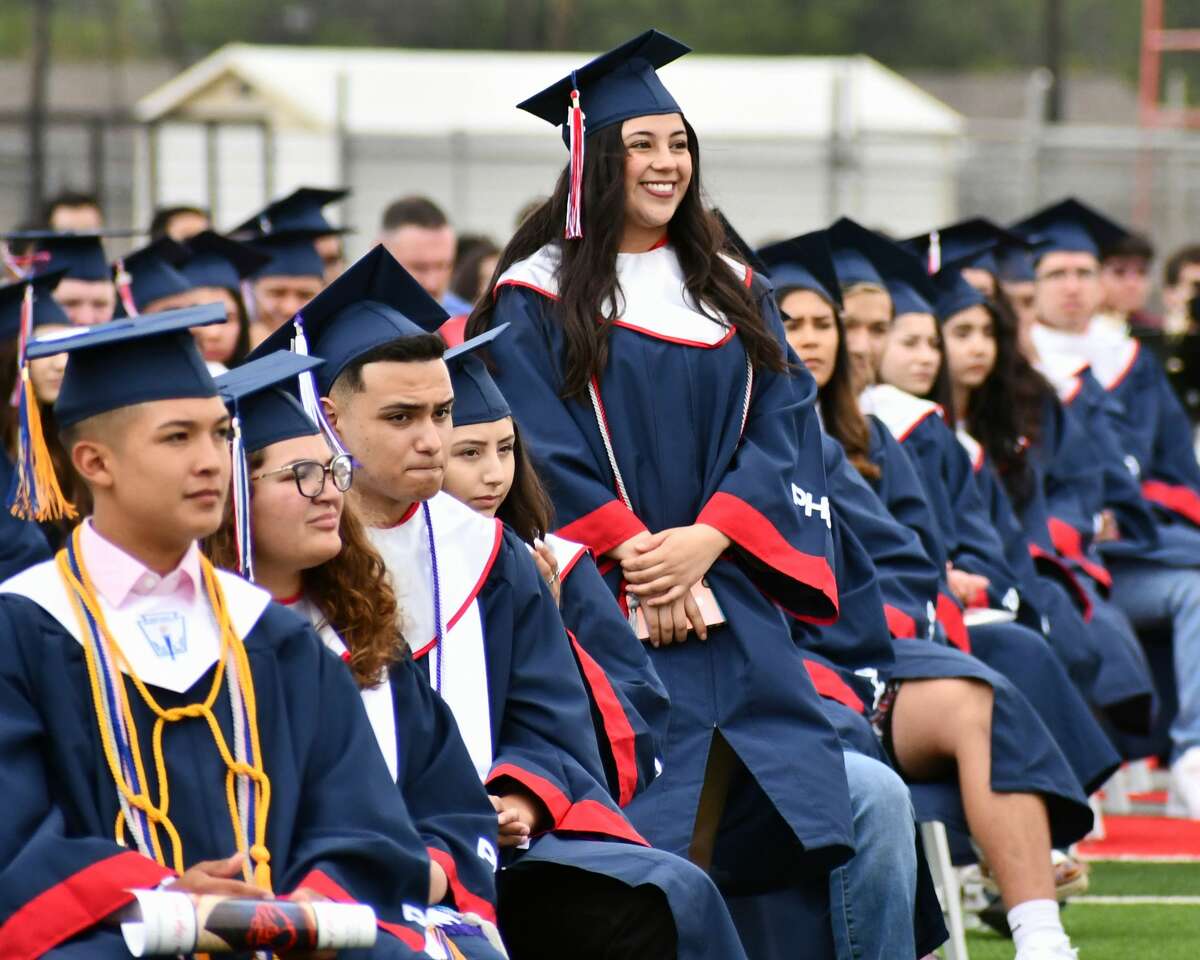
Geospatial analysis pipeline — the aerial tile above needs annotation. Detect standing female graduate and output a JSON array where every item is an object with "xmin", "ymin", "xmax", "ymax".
[
  {"xmin": 936, "ymin": 266, "xmax": 1156, "ymax": 738},
  {"xmin": 466, "ymin": 30, "xmax": 855, "ymax": 954},
  {"xmin": 205, "ymin": 352, "xmax": 508, "ymax": 960},
  {"xmin": 760, "ymin": 230, "xmax": 1095, "ymax": 957},
  {"xmin": 251, "ymin": 245, "xmax": 751, "ymax": 960},
  {"xmin": 0, "ymin": 307, "xmax": 438, "ymax": 959},
  {"xmin": 830, "ymin": 222, "xmax": 1120, "ymax": 800}
]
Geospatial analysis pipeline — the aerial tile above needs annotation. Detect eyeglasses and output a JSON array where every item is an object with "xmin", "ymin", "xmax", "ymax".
[{"xmin": 251, "ymin": 454, "xmax": 353, "ymax": 500}]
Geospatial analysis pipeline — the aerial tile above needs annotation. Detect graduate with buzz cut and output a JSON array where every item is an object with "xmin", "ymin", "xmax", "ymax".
[
  {"xmin": 0, "ymin": 304, "xmax": 437, "ymax": 959},
  {"xmin": 251, "ymin": 244, "xmax": 751, "ymax": 960}
]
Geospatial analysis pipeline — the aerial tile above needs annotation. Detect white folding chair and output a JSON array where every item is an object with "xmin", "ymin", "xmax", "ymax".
[{"xmin": 920, "ymin": 821, "xmax": 969, "ymax": 960}]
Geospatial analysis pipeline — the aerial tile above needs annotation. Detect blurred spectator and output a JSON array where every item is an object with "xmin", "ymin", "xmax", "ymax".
[
  {"xmin": 149, "ymin": 205, "xmax": 211, "ymax": 242},
  {"xmin": 379, "ymin": 195, "xmax": 470, "ymax": 314},
  {"xmin": 1163, "ymin": 244, "xmax": 1200, "ymax": 335},
  {"xmin": 43, "ymin": 191, "xmax": 103, "ymax": 232},
  {"xmin": 315, "ymin": 233, "xmax": 346, "ymax": 285},
  {"xmin": 1100, "ymin": 232, "xmax": 1158, "ymax": 332},
  {"xmin": 450, "ymin": 234, "xmax": 500, "ymax": 306}
]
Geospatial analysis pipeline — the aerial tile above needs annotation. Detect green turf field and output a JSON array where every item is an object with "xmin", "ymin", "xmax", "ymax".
[{"xmin": 961, "ymin": 861, "xmax": 1200, "ymax": 959}]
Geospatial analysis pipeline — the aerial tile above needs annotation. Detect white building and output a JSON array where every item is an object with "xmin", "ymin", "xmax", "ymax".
[{"xmin": 134, "ymin": 43, "xmax": 965, "ymax": 252}]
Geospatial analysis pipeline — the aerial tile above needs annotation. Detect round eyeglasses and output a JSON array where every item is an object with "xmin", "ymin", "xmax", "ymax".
[{"xmin": 251, "ymin": 453, "xmax": 353, "ymax": 500}]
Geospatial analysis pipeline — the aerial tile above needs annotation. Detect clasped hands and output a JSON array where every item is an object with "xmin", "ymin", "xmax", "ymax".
[{"xmin": 612, "ymin": 524, "xmax": 730, "ymax": 647}]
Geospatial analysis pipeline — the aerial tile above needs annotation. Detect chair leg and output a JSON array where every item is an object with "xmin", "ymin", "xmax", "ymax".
[{"xmin": 920, "ymin": 821, "xmax": 970, "ymax": 960}]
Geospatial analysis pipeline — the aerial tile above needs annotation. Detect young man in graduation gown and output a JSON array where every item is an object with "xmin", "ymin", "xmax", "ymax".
[
  {"xmin": 1015, "ymin": 199, "xmax": 1200, "ymax": 814},
  {"xmin": 251, "ymin": 246, "xmax": 752, "ymax": 960},
  {"xmin": 0, "ymin": 305, "xmax": 437, "ymax": 958}
]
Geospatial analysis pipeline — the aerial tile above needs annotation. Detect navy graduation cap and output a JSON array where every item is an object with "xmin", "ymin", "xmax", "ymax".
[
  {"xmin": 1010, "ymin": 198, "xmax": 1130, "ymax": 262},
  {"xmin": 996, "ymin": 246, "xmax": 1036, "ymax": 284},
  {"xmin": 181, "ymin": 231, "xmax": 272, "ymax": 291},
  {"xmin": 250, "ymin": 244, "xmax": 449, "ymax": 396},
  {"xmin": 863, "ymin": 232, "xmax": 939, "ymax": 316},
  {"xmin": 756, "ymin": 231, "xmax": 843, "ymax": 309},
  {"xmin": 932, "ymin": 266, "xmax": 989, "ymax": 322},
  {"xmin": 444, "ymin": 325, "xmax": 512, "ymax": 427},
  {"xmin": 248, "ymin": 232, "xmax": 326, "ymax": 280},
  {"xmin": 518, "ymin": 29, "xmax": 691, "ymax": 239},
  {"xmin": 112, "ymin": 236, "xmax": 192, "ymax": 317},
  {"xmin": 215, "ymin": 350, "xmax": 325, "ymax": 578},
  {"xmin": 232, "ymin": 187, "xmax": 350, "ymax": 238},
  {"xmin": 827, "ymin": 218, "xmax": 888, "ymax": 289},
  {"xmin": 902, "ymin": 217, "xmax": 1030, "ymax": 275},
  {"xmin": 0, "ymin": 269, "xmax": 70, "ymax": 341},
  {"xmin": 12, "ymin": 303, "xmax": 225, "ymax": 521},
  {"xmin": 17, "ymin": 232, "xmax": 112, "ymax": 283}
]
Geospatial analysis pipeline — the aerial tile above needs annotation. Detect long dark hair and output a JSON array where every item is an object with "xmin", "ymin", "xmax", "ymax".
[
  {"xmin": 959, "ymin": 291, "xmax": 1053, "ymax": 507},
  {"xmin": 777, "ymin": 285, "xmax": 879, "ymax": 482},
  {"xmin": 494, "ymin": 421, "xmax": 555, "ymax": 543},
  {"xmin": 467, "ymin": 119, "xmax": 787, "ymax": 399}
]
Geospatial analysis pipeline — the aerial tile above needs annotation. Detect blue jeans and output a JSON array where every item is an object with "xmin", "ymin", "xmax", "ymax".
[
  {"xmin": 829, "ymin": 750, "xmax": 917, "ymax": 960},
  {"xmin": 1108, "ymin": 563, "xmax": 1200, "ymax": 761}
]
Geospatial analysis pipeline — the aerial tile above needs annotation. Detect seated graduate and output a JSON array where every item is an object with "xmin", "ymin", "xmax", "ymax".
[
  {"xmin": 204, "ymin": 351, "xmax": 507, "ymax": 960},
  {"xmin": 1014, "ymin": 199, "xmax": 1200, "ymax": 813},
  {"xmin": 437, "ymin": 341, "xmax": 670, "ymax": 807},
  {"xmin": 933, "ymin": 259, "xmax": 1156, "ymax": 739},
  {"xmin": 828, "ymin": 218, "xmax": 1121, "ymax": 801},
  {"xmin": 760, "ymin": 228, "xmax": 1092, "ymax": 958},
  {"xmin": 0, "ymin": 306, "xmax": 437, "ymax": 959},
  {"xmin": 251, "ymin": 245, "xmax": 748, "ymax": 960},
  {"xmin": 0, "ymin": 272, "xmax": 57, "ymax": 570},
  {"xmin": 437, "ymin": 331, "xmax": 946, "ymax": 960},
  {"xmin": 178, "ymin": 231, "xmax": 271, "ymax": 372}
]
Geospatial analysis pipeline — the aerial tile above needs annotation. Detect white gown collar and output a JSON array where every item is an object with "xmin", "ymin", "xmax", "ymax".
[{"xmin": 858, "ymin": 383, "xmax": 944, "ymax": 442}]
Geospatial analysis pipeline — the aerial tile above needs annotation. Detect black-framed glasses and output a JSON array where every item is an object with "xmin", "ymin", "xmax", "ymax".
[{"xmin": 251, "ymin": 454, "xmax": 353, "ymax": 499}]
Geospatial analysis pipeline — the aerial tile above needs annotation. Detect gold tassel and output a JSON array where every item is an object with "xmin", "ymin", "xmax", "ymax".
[{"xmin": 11, "ymin": 370, "xmax": 77, "ymax": 522}]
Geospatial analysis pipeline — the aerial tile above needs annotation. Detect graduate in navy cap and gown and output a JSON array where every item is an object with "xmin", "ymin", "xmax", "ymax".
[
  {"xmin": 110, "ymin": 236, "xmax": 194, "ymax": 318},
  {"xmin": 206, "ymin": 351, "xmax": 507, "ymax": 959},
  {"xmin": 0, "ymin": 305, "xmax": 438, "ymax": 958},
  {"xmin": 233, "ymin": 188, "xmax": 348, "ymax": 346},
  {"xmin": 180, "ymin": 231, "xmax": 271, "ymax": 371},
  {"xmin": 1014, "ymin": 198, "xmax": 1200, "ymax": 815},
  {"xmin": 465, "ymin": 30, "xmax": 857, "ymax": 956},
  {"xmin": 17, "ymin": 230, "xmax": 120, "ymax": 325},
  {"xmin": 251, "ymin": 244, "xmax": 749, "ymax": 960}
]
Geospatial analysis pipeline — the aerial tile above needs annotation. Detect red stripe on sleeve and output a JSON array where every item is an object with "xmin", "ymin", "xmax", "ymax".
[
  {"xmin": 426, "ymin": 847, "xmax": 496, "ymax": 924},
  {"xmin": 936, "ymin": 591, "xmax": 971, "ymax": 653},
  {"xmin": 568, "ymin": 632, "xmax": 640, "ymax": 806},
  {"xmin": 804, "ymin": 659, "xmax": 865, "ymax": 713},
  {"xmin": 556, "ymin": 500, "xmax": 648, "ymax": 559},
  {"xmin": 884, "ymin": 604, "xmax": 917, "ymax": 639},
  {"xmin": 0, "ymin": 850, "xmax": 173, "ymax": 960},
  {"xmin": 1142, "ymin": 480, "xmax": 1200, "ymax": 528}
]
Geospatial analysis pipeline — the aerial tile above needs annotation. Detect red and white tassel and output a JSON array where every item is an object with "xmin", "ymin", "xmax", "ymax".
[
  {"xmin": 565, "ymin": 87, "xmax": 586, "ymax": 240},
  {"xmin": 114, "ymin": 258, "xmax": 139, "ymax": 318},
  {"xmin": 927, "ymin": 230, "xmax": 941, "ymax": 275}
]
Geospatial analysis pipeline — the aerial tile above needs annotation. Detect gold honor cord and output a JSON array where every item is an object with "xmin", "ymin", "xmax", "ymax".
[{"xmin": 57, "ymin": 527, "xmax": 273, "ymax": 891}]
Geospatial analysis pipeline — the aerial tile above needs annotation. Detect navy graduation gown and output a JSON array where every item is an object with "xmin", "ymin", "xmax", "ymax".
[
  {"xmin": 550, "ymin": 537, "xmax": 670, "ymax": 806},
  {"xmin": 0, "ymin": 571, "xmax": 433, "ymax": 959},
  {"xmin": 373, "ymin": 496, "xmax": 750, "ymax": 960},
  {"xmin": 482, "ymin": 249, "xmax": 854, "ymax": 881},
  {"xmin": 816, "ymin": 430, "xmax": 1094, "ymax": 846}
]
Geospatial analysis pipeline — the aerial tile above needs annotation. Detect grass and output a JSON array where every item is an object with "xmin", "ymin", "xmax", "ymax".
[{"xmin": 959, "ymin": 861, "xmax": 1200, "ymax": 959}]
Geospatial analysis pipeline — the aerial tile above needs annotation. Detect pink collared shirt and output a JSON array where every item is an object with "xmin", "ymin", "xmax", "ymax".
[{"xmin": 79, "ymin": 519, "xmax": 202, "ymax": 608}]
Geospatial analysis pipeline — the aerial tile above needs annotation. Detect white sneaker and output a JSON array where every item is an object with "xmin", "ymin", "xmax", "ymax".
[
  {"xmin": 1169, "ymin": 747, "xmax": 1200, "ymax": 819},
  {"xmin": 1015, "ymin": 937, "xmax": 1079, "ymax": 960}
]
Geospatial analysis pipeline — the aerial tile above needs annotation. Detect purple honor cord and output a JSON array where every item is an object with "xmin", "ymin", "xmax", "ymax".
[{"xmin": 423, "ymin": 501, "xmax": 444, "ymax": 692}]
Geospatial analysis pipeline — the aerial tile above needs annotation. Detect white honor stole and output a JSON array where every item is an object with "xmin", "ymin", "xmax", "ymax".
[{"xmin": 368, "ymin": 492, "xmax": 499, "ymax": 781}]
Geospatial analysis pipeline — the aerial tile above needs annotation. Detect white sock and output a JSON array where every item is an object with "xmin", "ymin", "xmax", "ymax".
[{"xmin": 1008, "ymin": 898, "xmax": 1068, "ymax": 952}]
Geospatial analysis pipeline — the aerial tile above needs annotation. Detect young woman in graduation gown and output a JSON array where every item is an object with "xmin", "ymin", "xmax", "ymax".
[
  {"xmin": 438, "ymin": 336, "xmax": 949, "ymax": 960},
  {"xmin": 204, "ymin": 354, "xmax": 508, "ymax": 959},
  {"xmin": 764, "ymin": 234, "xmax": 1095, "ymax": 947},
  {"xmin": 0, "ymin": 309, "xmax": 436, "ymax": 959},
  {"xmin": 467, "ymin": 30, "xmax": 855, "ymax": 955},
  {"xmin": 937, "ymin": 269, "xmax": 1156, "ymax": 738}
]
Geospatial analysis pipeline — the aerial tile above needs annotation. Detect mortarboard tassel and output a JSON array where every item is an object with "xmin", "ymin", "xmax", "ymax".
[
  {"xmin": 926, "ymin": 231, "xmax": 941, "ymax": 275},
  {"xmin": 114, "ymin": 258, "xmax": 140, "ymax": 318},
  {"xmin": 10, "ymin": 283, "xmax": 77, "ymax": 521},
  {"xmin": 291, "ymin": 312, "xmax": 349, "ymax": 457},
  {"xmin": 565, "ymin": 76, "xmax": 586, "ymax": 240},
  {"xmin": 230, "ymin": 406, "xmax": 254, "ymax": 581}
]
